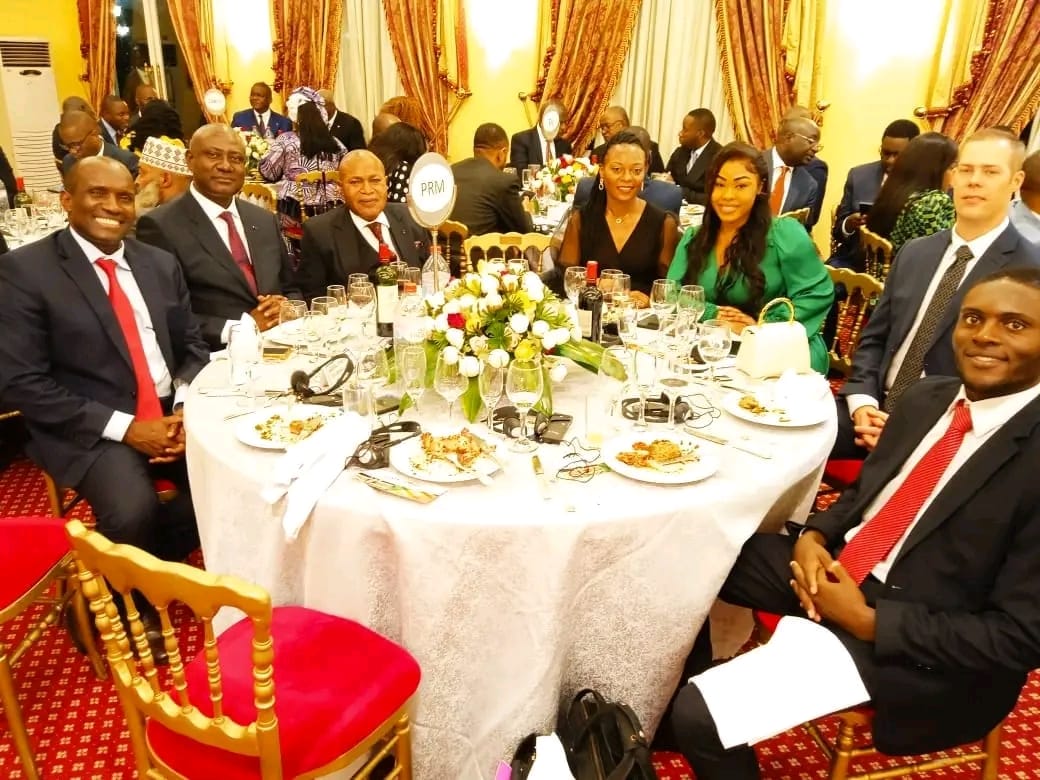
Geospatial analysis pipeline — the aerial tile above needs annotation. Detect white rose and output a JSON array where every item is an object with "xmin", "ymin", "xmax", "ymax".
[
  {"xmin": 445, "ymin": 327, "xmax": 465, "ymax": 349},
  {"xmin": 459, "ymin": 355, "xmax": 481, "ymax": 377},
  {"xmin": 530, "ymin": 319, "xmax": 551, "ymax": 338},
  {"xmin": 443, "ymin": 299, "xmax": 461, "ymax": 315},
  {"xmin": 469, "ymin": 335, "xmax": 489, "ymax": 355},
  {"xmin": 522, "ymin": 271, "xmax": 542, "ymax": 289},
  {"xmin": 571, "ymin": 324, "xmax": 583, "ymax": 342},
  {"xmin": 541, "ymin": 329, "xmax": 559, "ymax": 350},
  {"xmin": 441, "ymin": 345, "xmax": 460, "ymax": 365},
  {"xmin": 509, "ymin": 313, "xmax": 530, "ymax": 333},
  {"xmin": 481, "ymin": 274, "xmax": 500, "ymax": 295},
  {"xmin": 426, "ymin": 291, "xmax": 445, "ymax": 310},
  {"xmin": 485, "ymin": 292, "xmax": 504, "ymax": 310},
  {"xmin": 434, "ymin": 312, "xmax": 450, "ymax": 332},
  {"xmin": 458, "ymin": 293, "xmax": 477, "ymax": 312},
  {"xmin": 549, "ymin": 363, "xmax": 568, "ymax": 383},
  {"xmin": 501, "ymin": 273, "xmax": 519, "ymax": 292},
  {"xmin": 526, "ymin": 284, "xmax": 545, "ymax": 302},
  {"xmin": 488, "ymin": 348, "xmax": 510, "ymax": 368},
  {"xmin": 463, "ymin": 273, "xmax": 482, "ymax": 294},
  {"xmin": 552, "ymin": 327, "xmax": 574, "ymax": 346}
]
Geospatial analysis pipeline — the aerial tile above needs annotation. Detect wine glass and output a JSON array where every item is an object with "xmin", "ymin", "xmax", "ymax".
[
  {"xmin": 615, "ymin": 296, "xmax": 640, "ymax": 352},
  {"xmin": 478, "ymin": 360, "xmax": 506, "ymax": 436},
  {"xmin": 348, "ymin": 273, "xmax": 369, "ymax": 287},
  {"xmin": 505, "ymin": 359, "xmax": 544, "ymax": 453},
  {"xmin": 227, "ymin": 322, "xmax": 262, "ymax": 405},
  {"xmin": 563, "ymin": 266, "xmax": 587, "ymax": 308},
  {"xmin": 348, "ymin": 281, "xmax": 376, "ymax": 344},
  {"xmin": 632, "ymin": 349, "xmax": 658, "ymax": 431},
  {"xmin": 650, "ymin": 279, "xmax": 679, "ymax": 318},
  {"xmin": 698, "ymin": 319, "xmax": 732, "ymax": 384},
  {"xmin": 311, "ymin": 296, "xmax": 338, "ymax": 354},
  {"xmin": 678, "ymin": 284, "xmax": 706, "ymax": 326},
  {"xmin": 434, "ymin": 350, "xmax": 467, "ymax": 423},
  {"xmin": 398, "ymin": 345, "xmax": 427, "ymax": 418},
  {"xmin": 278, "ymin": 299, "xmax": 308, "ymax": 352},
  {"xmin": 356, "ymin": 346, "xmax": 390, "ymax": 426}
]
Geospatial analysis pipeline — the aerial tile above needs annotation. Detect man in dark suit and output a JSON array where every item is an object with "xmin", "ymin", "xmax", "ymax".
[
  {"xmin": 52, "ymin": 95, "xmax": 93, "ymax": 168},
  {"xmin": 0, "ymin": 158, "xmax": 208, "ymax": 658},
  {"xmin": 834, "ymin": 129, "xmax": 1040, "ymax": 459},
  {"xmin": 509, "ymin": 99, "xmax": 574, "ymax": 172},
  {"xmin": 99, "ymin": 95, "xmax": 131, "ymax": 147},
  {"xmin": 828, "ymin": 119, "xmax": 920, "ymax": 269},
  {"xmin": 136, "ymin": 124, "xmax": 299, "ymax": 349},
  {"xmin": 589, "ymin": 106, "xmax": 664, "ymax": 173},
  {"xmin": 230, "ymin": 82, "xmax": 292, "ymax": 138},
  {"xmin": 666, "ymin": 266, "xmax": 1040, "ymax": 778},
  {"xmin": 297, "ymin": 150, "xmax": 430, "ymax": 301},
  {"xmin": 575, "ymin": 126, "xmax": 682, "ymax": 215},
  {"xmin": 763, "ymin": 116, "xmax": 820, "ymax": 227},
  {"xmin": 317, "ymin": 89, "xmax": 366, "ymax": 152},
  {"xmin": 450, "ymin": 123, "xmax": 532, "ymax": 235},
  {"xmin": 128, "ymin": 85, "xmax": 159, "ymax": 131},
  {"xmin": 665, "ymin": 108, "xmax": 722, "ymax": 205},
  {"xmin": 59, "ymin": 110, "xmax": 139, "ymax": 179}
]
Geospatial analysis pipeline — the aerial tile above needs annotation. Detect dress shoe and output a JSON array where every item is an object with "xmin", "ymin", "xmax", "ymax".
[{"xmin": 62, "ymin": 600, "xmax": 95, "ymax": 657}]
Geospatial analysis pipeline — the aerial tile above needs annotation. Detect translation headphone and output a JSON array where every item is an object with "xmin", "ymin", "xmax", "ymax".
[{"xmin": 290, "ymin": 354, "xmax": 355, "ymax": 401}]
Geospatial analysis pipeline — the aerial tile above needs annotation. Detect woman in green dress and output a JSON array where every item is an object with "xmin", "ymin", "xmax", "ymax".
[{"xmin": 666, "ymin": 142, "xmax": 834, "ymax": 374}]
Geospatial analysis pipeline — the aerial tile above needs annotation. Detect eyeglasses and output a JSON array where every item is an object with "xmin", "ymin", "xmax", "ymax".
[
  {"xmin": 63, "ymin": 128, "xmax": 98, "ymax": 153},
  {"xmin": 791, "ymin": 132, "xmax": 823, "ymax": 151},
  {"xmin": 345, "ymin": 421, "xmax": 421, "ymax": 469}
]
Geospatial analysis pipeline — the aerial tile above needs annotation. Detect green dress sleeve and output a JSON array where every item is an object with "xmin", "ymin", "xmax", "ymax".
[
  {"xmin": 889, "ymin": 190, "xmax": 955, "ymax": 251},
  {"xmin": 665, "ymin": 226, "xmax": 722, "ymax": 320},
  {"xmin": 666, "ymin": 226, "xmax": 697, "ymax": 282}
]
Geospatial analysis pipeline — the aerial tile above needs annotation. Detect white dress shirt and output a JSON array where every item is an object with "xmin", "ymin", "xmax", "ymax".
[
  {"xmin": 68, "ymin": 228, "xmax": 182, "ymax": 442},
  {"xmin": 255, "ymin": 108, "xmax": 272, "ymax": 136},
  {"xmin": 100, "ymin": 118, "xmax": 119, "ymax": 143},
  {"xmin": 845, "ymin": 382, "xmax": 1040, "ymax": 582},
  {"xmin": 189, "ymin": 184, "xmax": 256, "ymax": 344},
  {"xmin": 350, "ymin": 209, "xmax": 402, "ymax": 258},
  {"xmin": 770, "ymin": 147, "xmax": 793, "ymax": 212},
  {"xmin": 537, "ymin": 126, "xmax": 557, "ymax": 166},
  {"xmin": 686, "ymin": 140, "xmax": 711, "ymax": 174},
  {"xmin": 847, "ymin": 218, "xmax": 1010, "ymax": 416}
]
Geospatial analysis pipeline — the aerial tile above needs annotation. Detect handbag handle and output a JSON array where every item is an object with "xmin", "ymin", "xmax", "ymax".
[{"xmin": 757, "ymin": 296, "xmax": 795, "ymax": 325}]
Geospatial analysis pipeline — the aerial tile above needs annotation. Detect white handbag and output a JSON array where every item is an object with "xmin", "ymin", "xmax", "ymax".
[{"xmin": 735, "ymin": 297, "xmax": 811, "ymax": 379}]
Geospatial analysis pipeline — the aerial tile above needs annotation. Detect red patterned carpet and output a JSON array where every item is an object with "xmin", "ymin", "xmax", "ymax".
[{"xmin": 2, "ymin": 454, "xmax": 1039, "ymax": 779}]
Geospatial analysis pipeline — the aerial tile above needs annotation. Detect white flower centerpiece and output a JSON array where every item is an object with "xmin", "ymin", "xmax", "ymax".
[
  {"xmin": 536, "ymin": 154, "xmax": 598, "ymax": 202},
  {"xmin": 237, "ymin": 129, "xmax": 270, "ymax": 179},
  {"xmin": 406, "ymin": 260, "xmax": 606, "ymax": 422}
]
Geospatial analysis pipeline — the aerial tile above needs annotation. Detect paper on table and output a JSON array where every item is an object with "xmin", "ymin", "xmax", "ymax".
[
  {"xmin": 528, "ymin": 734, "xmax": 576, "ymax": 780},
  {"xmin": 691, "ymin": 616, "xmax": 869, "ymax": 749}
]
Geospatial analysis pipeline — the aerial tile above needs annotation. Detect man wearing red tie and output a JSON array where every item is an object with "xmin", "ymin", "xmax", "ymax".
[
  {"xmin": 661, "ymin": 268, "xmax": 1040, "ymax": 778},
  {"xmin": 0, "ymin": 158, "xmax": 208, "ymax": 659}
]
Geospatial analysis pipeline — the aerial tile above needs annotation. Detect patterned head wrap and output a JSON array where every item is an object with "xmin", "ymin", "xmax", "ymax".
[
  {"xmin": 286, "ymin": 87, "xmax": 328, "ymax": 124},
  {"xmin": 139, "ymin": 136, "xmax": 189, "ymax": 176}
]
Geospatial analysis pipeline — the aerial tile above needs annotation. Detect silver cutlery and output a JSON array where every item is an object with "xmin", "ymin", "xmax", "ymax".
[
  {"xmin": 682, "ymin": 427, "xmax": 772, "ymax": 459},
  {"xmin": 532, "ymin": 455, "xmax": 552, "ymax": 499}
]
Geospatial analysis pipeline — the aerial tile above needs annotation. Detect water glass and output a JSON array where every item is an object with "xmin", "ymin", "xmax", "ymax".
[
  {"xmin": 348, "ymin": 273, "xmax": 370, "ymax": 287},
  {"xmin": 678, "ymin": 284, "xmax": 706, "ymax": 325},
  {"xmin": 563, "ymin": 266, "xmax": 587, "ymax": 307},
  {"xmin": 278, "ymin": 299, "xmax": 307, "ymax": 352},
  {"xmin": 478, "ymin": 360, "xmax": 506, "ymax": 436},
  {"xmin": 227, "ymin": 323, "xmax": 261, "ymax": 399},
  {"xmin": 356, "ymin": 346, "xmax": 390, "ymax": 426},
  {"xmin": 398, "ymin": 345, "xmax": 427, "ymax": 418},
  {"xmin": 302, "ymin": 310, "xmax": 327, "ymax": 356},
  {"xmin": 434, "ymin": 350, "xmax": 467, "ymax": 423},
  {"xmin": 342, "ymin": 382, "xmax": 373, "ymax": 423},
  {"xmin": 401, "ymin": 266, "xmax": 422, "ymax": 289},
  {"xmin": 650, "ymin": 279, "xmax": 679, "ymax": 317},
  {"xmin": 698, "ymin": 319, "xmax": 732, "ymax": 383},
  {"xmin": 348, "ymin": 281, "xmax": 376, "ymax": 343},
  {"xmin": 505, "ymin": 359, "xmax": 544, "ymax": 453},
  {"xmin": 632, "ymin": 350, "xmax": 658, "ymax": 430}
]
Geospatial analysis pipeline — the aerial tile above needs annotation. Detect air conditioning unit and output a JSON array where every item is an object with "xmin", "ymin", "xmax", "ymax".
[{"xmin": 0, "ymin": 38, "xmax": 61, "ymax": 191}]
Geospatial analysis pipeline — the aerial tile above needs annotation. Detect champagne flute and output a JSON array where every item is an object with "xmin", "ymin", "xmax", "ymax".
[
  {"xmin": 505, "ymin": 359, "xmax": 543, "ymax": 453},
  {"xmin": 650, "ymin": 279, "xmax": 679, "ymax": 318},
  {"xmin": 632, "ymin": 349, "xmax": 658, "ymax": 431},
  {"xmin": 434, "ymin": 350, "xmax": 467, "ymax": 424},
  {"xmin": 398, "ymin": 345, "xmax": 427, "ymax": 418},
  {"xmin": 478, "ymin": 360, "xmax": 506, "ymax": 436},
  {"xmin": 698, "ymin": 319, "xmax": 732, "ymax": 384},
  {"xmin": 563, "ymin": 266, "xmax": 587, "ymax": 308},
  {"xmin": 311, "ymin": 296, "xmax": 337, "ymax": 356},
  {"xmin": 678, "ymin": 284, "xmax": 706, "ymax": 325}
]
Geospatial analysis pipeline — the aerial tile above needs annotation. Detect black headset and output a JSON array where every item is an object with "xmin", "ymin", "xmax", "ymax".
[{"xmin": 290, "ymin": 354, "xmax": 356, "ymax": 400}]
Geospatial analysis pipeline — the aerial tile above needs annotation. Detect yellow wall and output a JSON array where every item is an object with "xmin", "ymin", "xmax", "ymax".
[
  {"xmin": 0, "ymin": 0, "xmax": 87, "ymax": 162},
  {"xmin": 212, "ymin": 0, "xmax": 280, "ymax": 117}
]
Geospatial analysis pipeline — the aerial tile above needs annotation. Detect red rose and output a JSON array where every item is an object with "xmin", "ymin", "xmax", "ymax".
[{"xmin": 447, "ymin": 313, "xmax": 465, "ymax": 329}]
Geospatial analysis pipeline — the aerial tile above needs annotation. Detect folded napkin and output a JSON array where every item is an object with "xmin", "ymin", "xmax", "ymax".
[
  {"xmin": 767, "ymin": 369, "xmax": 830, "ymax": 416},
  {"xmin": 229, "ymin": 314, "xmax": 261, "ymax": 383},
  {"xmin": 528, "ymin": 734, "xmax": 575, "ymax": 780},
  {"xmin": 260, "ymin": 412, "xmax": 369, "ymax": 540},
  {"xmin": 209, "ymin": 349, "xmax": 228, "ymax": 362}
]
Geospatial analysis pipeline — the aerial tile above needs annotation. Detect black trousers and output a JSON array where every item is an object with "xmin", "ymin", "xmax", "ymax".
[{"xmin": 830, "ymin": 395, "xmax": 871, "ymax": 460}]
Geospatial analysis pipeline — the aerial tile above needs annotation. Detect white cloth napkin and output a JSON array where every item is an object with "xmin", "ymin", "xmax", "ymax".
[
  {"xmin": 209, "ymin": 349, "xmax": 228, "ymax": 361},
  {"xmin": 260, "ymin": 412, "xmax": 369, "ymax": 540},
  {"xmin": 528, "ymin": 734, "xmax": 575, "ymax": 780}
]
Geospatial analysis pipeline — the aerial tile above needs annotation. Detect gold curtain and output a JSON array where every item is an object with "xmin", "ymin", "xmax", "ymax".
[
  {"xmin": 272, "ymin": 0, "xmax": 346, "ymax": 93},
  {"xmin": 529, "ymin": 0, "xmax": 643, "ymax": 153},
  {"xmin": 76, "ymin": 0, "xmax": 115, "ymax": 115},
  {"xmin": 166, "ymin": 0, "xmax": 226, "ymax": 123},
  {"xmin": 382, "ymin": 0, "xmax": 471, "ymax": 153},
  {"xmin": 782, "ymin": 0, "xmax": 826, "ymax": 110}
]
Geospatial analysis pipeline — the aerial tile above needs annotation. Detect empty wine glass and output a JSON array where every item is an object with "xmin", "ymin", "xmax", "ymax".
[
  {"xmin": 505, "ymin": 359, "xmax": 544, "ymax": 453},
  {"xmin": 434, "ymin": 350, "xmax": 467, "ymax": 423},
  {"xmin": 348, "ymin": 281, "xmax": 376, "ymax": 344},
  {"xmin": 563, "ymin": 266, "xmax": 587, "ymax": 308},
  {"xmin": 398, "ymin": 345, "xmax": 427, "ymax": 418},
  {"xmin": 698, "ymin": 319, "xmax": 732, "ymax": 383},
  {"xmin": 356, "ymin": 346, "xmax": 390, "ymax": 426},
  {"xmin": 278, "ymin": 299, "xmax": 307, "ymax": 352},
  {"xmin": 632, "ymin": 349, "xmax": 658, "ymax": 431},
  {"xmin": 678, "ymin": 284, "xmax": 706, "ymax": 325},
  {"xmin": 615, "ymin": 297, "xmax": 640, "ymax": 352},
  {"xmin": 311, "ymin": 296, "xmax": 338, "ymax": 354},
  {"xmin": 478, "ymin": 360, "xmax": 506, "ymax": 436},
  {"xmin": 650, "ymin": 279, "xmax": 679, "ymax": 318}
]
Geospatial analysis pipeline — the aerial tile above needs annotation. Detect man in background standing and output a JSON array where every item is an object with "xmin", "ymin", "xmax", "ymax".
[{"xmin": 317, "ymin": 89, "xmax": 366, "ymax": 151}]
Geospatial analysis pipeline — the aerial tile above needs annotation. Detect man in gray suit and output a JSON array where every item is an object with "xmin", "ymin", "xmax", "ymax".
[
  {"xmin": 59, "ymin": 110, "xmax": 139, "ymax": 179},
  {"xmin": 833, "ymin": 129, "xmax": 1040, "ymax": 458},
  {"xmin": 762, "ymin": 117, "xmax": 820, "ymax": 226}
]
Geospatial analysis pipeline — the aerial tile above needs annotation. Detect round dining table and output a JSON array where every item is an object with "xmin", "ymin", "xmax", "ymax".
[{"xmin": 184, "ymin": 354, "xmax": 836, "ymax": 779}]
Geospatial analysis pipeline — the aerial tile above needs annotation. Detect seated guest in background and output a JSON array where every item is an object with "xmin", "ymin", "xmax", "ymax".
[
  {"xmin": 829, "ymin": 119, "xmax": 920, "ymax": 269},
  {"xmin": 450, "ymin": 122, "xmax": 533, "ymax": 235},
  {"xmin": 60, "ymin": 110, "xmax": 139, "ymax": 179},
  {"xmin": 52, "ymin": 96, "xmax": 94, "ymax": 168},
  {"xmin": 1012, "ymin": 150, "xmax": 1040, "ymax": 245},
  {"xmin": 297, "ymin": 150, "xmax": 430, "ymax": 300},
  {"xmin": 371, "ymin": 111, "xmax": 400, "ymax": 141},
  {"xmin": 763, "ymin": 117, "xmax": 821, "ymax": 226},
  {"xmin": 135, "ymin": 136, "xmax": 191, "ymax": 216},
  {"xmin": 667, "ymin": 142, "xmax": 833, "ymax": 373},
  {"xmin": 834, "ymin": 129, "xmax": 1039, "ymax": 459},
  {"xmin": 136, "ymin": 124, "xmax": 298, "ymax": 349},
  {"xmin": 0, "ymin": 144, "xmax": 15, "ymax": 207},
  {"xmin": 230, "ymin": 82, "xmax": 291, "ymax": 138},
  {"xmin": 558, "ymin": 131, "xmax": 679, "ymax": 303},
  {"xmin": 129, "ymin": 84, "xmax": 159, "ymax": 129},
  {"xmin": 510, "ymin": 99, "xmax": 574, "ymax": 172},
  {"xmin": 0, "ymin": 157, "xmax": 208, "ymax": 661},
  {"xmin": 591, "ymin": 105, "xmax": 665, "ymax": 173},
  {"xmin": 783, "ymin": 105, "xmax": 828, "ymax": 224},
  {"xmin": 668, "ymin": 268, "xmax": 1040, "ymax": 779},
  {"xmin": 127, "ymin": 99, "xmax": 185, "ymax": 153},
  {"xmin": 574, "ymin": 126, "xmax": 682, "ymax": 215},
  {"xmin": 99, "ymin": 95, "xmax": 131, "ymax": 147},
  {"xmin": 665, "ymin": 108, "xmax": 722, "ymax": 205},
  {"xmin": 368, "ymin": 122, "xmax": 427, "ymax": 203},
  {"xmin": 865, "ymin": 132, "xmax": 958, "ymax": 253},
  {"xmin": 317, "ymin": 89, "xmax": 366, "ymax": 152},
  {"xmin": 259, "ymin": 87, "xmax": 346, "ymax": 258}
]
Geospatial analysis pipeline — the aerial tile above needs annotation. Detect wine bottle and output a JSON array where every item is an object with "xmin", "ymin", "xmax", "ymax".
[
  {"xmin": 577, "ymin": 261, "xmax": 603, "ymax": 342},
  {"xmin": 376, "ymin": 262, "xmax": 398, "ymax": 338},
  {"xmin": 13, "ymin": 178, "xmax": 32, "ymax": 211}
]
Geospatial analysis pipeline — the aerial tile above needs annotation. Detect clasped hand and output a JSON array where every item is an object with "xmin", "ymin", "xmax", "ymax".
[
  {"xmin": 715, "ymin": 306, "xmax": 754, "ymax": 333},
  {"xmin": 852, "ymin": 405, "xmax": 888, "ymax": 451},
  {"xmin": 788, "ymin": 530, "xmax": 876, "ymax": 641},
  {"xmin": 250, "ymin": 294, "xmax": 288, "ymax": 331},
  {"xmin": 124, "ymin": 413, "xmax": 185, "ymax": 464}
]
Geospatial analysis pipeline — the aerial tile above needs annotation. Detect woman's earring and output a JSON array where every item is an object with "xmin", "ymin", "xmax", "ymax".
[{"xmin": 598, "ymin": 178, "xmax": 604, "ymax": 191}]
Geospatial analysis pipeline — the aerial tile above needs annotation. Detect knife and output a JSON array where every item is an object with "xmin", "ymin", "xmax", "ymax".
[
  {"xmin": 531, "ymin": 455, "xmax": 551, "ymax": 499},
  {"xmin": 682, "ymin": 427, "xmax": 773, "ymax": 459}
]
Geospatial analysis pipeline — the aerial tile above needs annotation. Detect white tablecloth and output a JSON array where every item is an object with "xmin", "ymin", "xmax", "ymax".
[{"xmin": 184, "ymin": 358, "xmax": 836, "ymax": 779}]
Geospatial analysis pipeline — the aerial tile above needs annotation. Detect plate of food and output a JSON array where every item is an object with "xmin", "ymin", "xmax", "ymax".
[
  {"xmin": 389, "ymin": 428, "xmax": 502, "ymax": 483},
  {"xmin": 721, "ymin": 391, "xmax": 831, "ymax": 428},
  {"xmin": 234, "ymin": 405, "xmax": 341, "ymax": 450},
  {"xmin": 601, "ymin": 433, "xmax": 718, "ymax": 485}
]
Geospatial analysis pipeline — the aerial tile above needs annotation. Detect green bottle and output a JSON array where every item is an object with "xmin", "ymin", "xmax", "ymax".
[{"xmin": 376, "ymin": 262, "xmax": 399, "ymax": 338}]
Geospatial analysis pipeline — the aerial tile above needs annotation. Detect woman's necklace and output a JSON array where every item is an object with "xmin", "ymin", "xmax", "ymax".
[{"xmin": 606, "ymin": 206, "xmax": 636, "ymax": 225}]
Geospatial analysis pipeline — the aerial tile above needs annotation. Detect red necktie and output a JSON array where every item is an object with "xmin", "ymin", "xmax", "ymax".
[
  {"xmin": 367, "ymin": 222, "xmax": 397, "ymax": 263},
  {"xmin": 770, "ymin": 166, "xmax": 790, "ymax": 214},
  {"xmin": 838, "ymin": 400, "xmax": 973, "ymax": 584},
  {"xmin": 218, "ymin": 211, "xmax": 258, "ymax": 295},
  {"xmin": 95, "ymin": 259, "xmax": 164, "ymax": 421}
]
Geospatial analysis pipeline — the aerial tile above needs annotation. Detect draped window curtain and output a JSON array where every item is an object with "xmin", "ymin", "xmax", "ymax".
[
  {"xmin": 531, "ymin": 0, "xmax": 644, "ymax": 153},
  {"xmin": 272, "ymin": 0, "xmax": 345, "ymax": 93},
  {"xmin": 76, "ymin": 0, "xmax": 116, "ymax": 114},
  {"xmin": 336, "ymin": 0, "xmax": 402, "ymax": 142},
  {"xmin": 382, "ymin": 0, "xmax": 471, "ymax": 153},
  {"xmin": 612, "ymin": 0, "xmax": 735, "ymax": 157},
  {"xmin": 166, "ymin": 0, "xmax": 226, "ymax": 123}
]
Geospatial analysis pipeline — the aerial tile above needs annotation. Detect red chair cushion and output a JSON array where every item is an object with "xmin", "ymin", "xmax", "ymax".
[
  {"xmin": 823, "ymin": 459, "xmax": 863, "ymax": 488},
  {"xmin": 754, "ymin": 610, "xmax": 783, "ymax": 635},
  {"xmin": 146, "ymin": 605, "xmax": 421, "ymax": 780},
  {"xmin": 0, "ymin": 516, "xmax": 69, "ymax": 611}
]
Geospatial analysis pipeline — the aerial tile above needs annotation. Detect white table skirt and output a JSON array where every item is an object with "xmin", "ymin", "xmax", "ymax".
[{"xmin": 184, "ymin": 358, "xmax": 836, "ymax": 779}]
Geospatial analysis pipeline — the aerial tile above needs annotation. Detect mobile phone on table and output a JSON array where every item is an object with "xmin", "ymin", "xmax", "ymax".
[
  {"xmin": 540, "ymin": 414, "xmax": 573, "ymax": 444},
  {"xmin": 263, "ymin": 345, "xmax": 292, "ymax": 361}
]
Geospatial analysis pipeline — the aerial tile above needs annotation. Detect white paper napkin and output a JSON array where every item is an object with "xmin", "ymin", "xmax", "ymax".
[{"xmin": 528, "ymin": 734, "xmax": 576, "ymax": 780}]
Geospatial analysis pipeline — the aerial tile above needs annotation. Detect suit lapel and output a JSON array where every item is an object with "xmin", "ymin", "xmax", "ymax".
[
  {"xmin": 124, "ymin": 244, "xmax": 175, "ymax": 370},
  {"xmin": 237, "ymin": 199, "xmax": 277, "ymax": 293},
  {"xmin": 334, "ymin": 210, "xmax": 378, "ymax": 278},
  {"xmin": 385, "ymin": 208, "xmax": 418, "ymax": 265},
  {"xmin": 180, "ymin": 194, "xmax": 255, "ymax": 297},
  {"xmin": 890, "ymin": 231, "xmax": 948, "ymax": 346}
]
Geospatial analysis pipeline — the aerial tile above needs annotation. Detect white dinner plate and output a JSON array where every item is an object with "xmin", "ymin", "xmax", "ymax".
[
  {"xmin": 234, "ymin": 405, "xmax": 341, "ymax": 450},
  {"xmin": 389, "ymin": 430, "xmax": 501, "ymax": 484},
  {"xmin": 602, "ymin": 432, "xmax": 719, "ymax": 485},
  {"xmin": 264, "ymin": 320, "xmax": 306, "ymax": 346},
  {"xmin": 721, "ymin": 391, "xmax": 831, "ymax": 428}
]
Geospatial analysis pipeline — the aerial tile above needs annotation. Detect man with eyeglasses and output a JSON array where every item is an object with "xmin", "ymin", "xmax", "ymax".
[
  {"xmin": 762, "ymin": 116, "xmax": 821, "ymax": 227},
  {"xmin": 589, "ymin": 106, "xmax": 665, "ymax": 173},
  {"xmin": 59, "ymin": 110, "xmax": 139, "ymax": 180}
]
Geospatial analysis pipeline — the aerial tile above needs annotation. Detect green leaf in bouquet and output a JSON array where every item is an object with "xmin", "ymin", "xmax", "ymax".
[
  {"xmin": 534, "ymin": 365, "xmax": 554, "ymax": 417},
  {"xmin": 461, "ymin": 377, "xmax": 483, "ymax": 423},
  {"xmin": 555, "ymin": 339, "xmax": 607, "ymax": 375}
]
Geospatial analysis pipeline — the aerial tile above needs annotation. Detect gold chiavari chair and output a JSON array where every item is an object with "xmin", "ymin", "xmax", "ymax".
[
  {"xmin": 826, "ymin": 267, "xmax": 884, "ymax": 378},
  {"xmin": 294, "ymin": 170, "xmax": 341, "ymax": 224},
  {"xmin": 437, "ymin": 219, "xmax": 470, "ymax": 276},
  {"xmin": 778, "ymin": 207, "xmax": 812, "ymax": 226},
  {"xmin": 462, "ymin": 232, "xmax": 552, "ymax": 276},
  {"xmin": 859, "ymin": 225, "xmax": 894, "ymax": 282},
  {"xmin": 241, "ymin": 183, "xmax": 277, "ymax": 213}
]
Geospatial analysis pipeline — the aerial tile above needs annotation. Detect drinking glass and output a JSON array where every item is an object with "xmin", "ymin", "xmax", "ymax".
[
  {"xmin": 348, "ymin": 281, "xmax": 376, "ymax": 343},
  {"xmin": 398, "ymin": 345, "xmax": 427, "ymax": 418},
  {"xmin": 311, "ymin": 296, "xmax": 339, "ymax": 353},
  {"xmin": 348, "ymin": 273, "xmax": 369, "ymax": 287},
  {"xmin": 657, "ymin": 319, "xmax": 695, "ymax": 429},
  {"xmin": 588, "ymin": 345, "xmax": 629, "ymax": 446},
  {"xmin": 478, "ymin": 360, "xmax": 506, "ymax": 436},
  {"xmin": 227, "ymin": 323, "xmax": 262, "ymax": 401},
  {"xmin": 563, "ymin": 266, "xmax": 586, "ymax": 308},
  {"xmin": 434, "ymin": 350, "xmax": 467, "ymax": 423},
  {"xmin": 522, "ymin": 169, "xmax": 533, "ymax": 191},
  {"xmin": 615, "ymin": 297, "xmax": 639, "ymax": 351},
  {"xmin": 356, "ymin": 346, "xmax": 390, "ymax": 426},
  {"xmin": 302, "ymin": 310, "xmax": 327, "ymax": 356},
  {"xmin": 505, "ymin": 359, "xmax": 543, "ymax": 453},
  {"xmin": 650, "ymin": 279, "xmax": 679, "ymax": 318},
  {"xmin": 342, "ymin": 382, "xmax": 372, "ymax": 423},
  {"xmin": 678, "ymin": 284, "xmax": 706, "ymax": 325},
  {"xmin": 503, "ymin": 166, "xmax": 517, "ymax": 179},
  {"xmin": 278, "ymin": 299, "xmax": 307, "ymax": 352},
  {"xmin": 698, "ymin": 319, "xmax": 732, "ymax": 383},
  {"xmin": 401, "ymin": 267, "xmax": 422, "ymax": 289}
]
